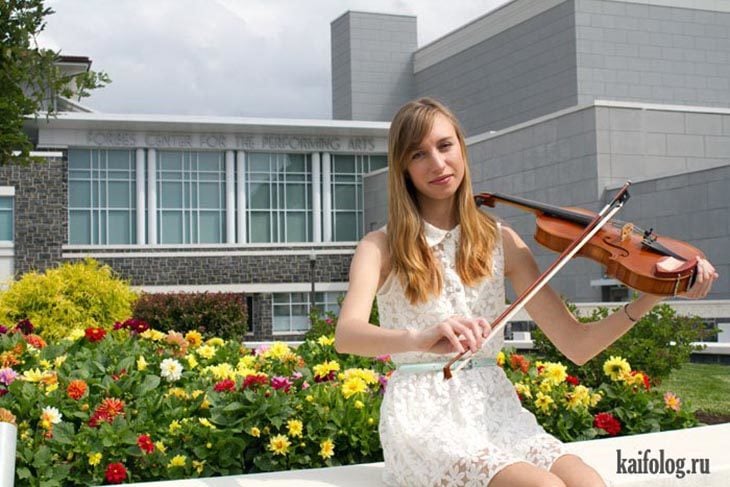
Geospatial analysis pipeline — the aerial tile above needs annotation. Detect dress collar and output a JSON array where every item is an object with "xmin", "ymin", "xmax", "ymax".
[{"xmin": 423, "ymin": 220, "xmax": 460, "ymax": 247}]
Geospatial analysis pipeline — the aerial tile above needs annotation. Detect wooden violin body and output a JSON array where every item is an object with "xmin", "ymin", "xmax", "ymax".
[{"xmin": 476, "ymin": 192, "xmax": 704, "ymax": 296}]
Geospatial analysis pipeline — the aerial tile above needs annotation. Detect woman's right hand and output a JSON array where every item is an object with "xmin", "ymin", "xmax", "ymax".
[{"xmin": 410, "ymin": 316, "xmax": 492, "ymax": 355}]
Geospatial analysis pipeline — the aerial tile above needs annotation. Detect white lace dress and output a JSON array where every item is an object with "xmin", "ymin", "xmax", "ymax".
[{"xmin": 377, "ymin": 221, "xmax": 567, "ymax": 486}]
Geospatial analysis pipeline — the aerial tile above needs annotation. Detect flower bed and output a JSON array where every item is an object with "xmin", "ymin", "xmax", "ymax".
[{"xmin": 0, "ymin": 320, "xmax": 696, "ymax": 485}]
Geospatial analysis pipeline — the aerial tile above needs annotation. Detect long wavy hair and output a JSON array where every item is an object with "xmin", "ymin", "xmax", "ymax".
[{"xmin": 387, "ymin": 98, "xmax": 499, "ymax": 304}]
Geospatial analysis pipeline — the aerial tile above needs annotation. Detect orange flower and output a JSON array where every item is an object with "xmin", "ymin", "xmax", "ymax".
[
  {"xmin": 25, "ymin": 334, "xmax": 47, "ymax": 349},
  {"xmin": 0, "ymin": 351, "xmax": 19, "ymax": 368},
  {"xmin": 510, "ymin": 354, "xmax": 530, "ymax": 373},
  {"xmin": 165, "ymin": 331, "xmax": 189, "ymax": 357},
  {"xmin": 67, "ymin": 380, "xmax": 88, "ymax": 400},
  {"xmin": 0, "ymin": 407, "xmax": 16, "ymax": 425},
  {"xmin": 98, "ymin": 398, "xmax": 125, "ymax": 418}
]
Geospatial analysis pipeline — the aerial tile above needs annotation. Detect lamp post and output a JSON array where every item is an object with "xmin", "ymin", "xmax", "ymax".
[{"xmin": 309, "ymin": 253, "xmax": 317, "ymax": 313}]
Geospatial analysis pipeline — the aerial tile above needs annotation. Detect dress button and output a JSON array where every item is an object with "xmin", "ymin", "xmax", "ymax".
[{"xmin": 445, "ymin": 232, "xmax": 451, "ymax": 239}]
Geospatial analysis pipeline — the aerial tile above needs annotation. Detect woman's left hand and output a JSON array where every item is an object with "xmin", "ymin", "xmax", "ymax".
[{"xmin": 679, "ymin": 257, "xmax": 718, "ymax": 299}]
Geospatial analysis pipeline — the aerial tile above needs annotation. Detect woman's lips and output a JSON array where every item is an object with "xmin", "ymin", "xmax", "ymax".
[{"xmin": 430, "ymin": 174, "xmax": 453, "ymax": 185}]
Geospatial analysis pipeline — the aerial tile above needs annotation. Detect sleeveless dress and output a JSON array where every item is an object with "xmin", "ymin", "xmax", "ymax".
[{"xmin": 377, "ymin": 221, "xmax": 568, "ymax": 486}]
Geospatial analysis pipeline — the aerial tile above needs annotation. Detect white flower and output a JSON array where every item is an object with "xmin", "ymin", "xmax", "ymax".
[
  {"xmin": 160, "ymin": 358, "xmax": 183, "ymax": 382},
  {"xmin": 41, "ymin": 406, "xmax": 63, "ymax": 424}
]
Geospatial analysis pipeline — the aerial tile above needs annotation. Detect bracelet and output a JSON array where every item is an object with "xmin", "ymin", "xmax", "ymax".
[{"xmin": 623, "ymin": 303, "xmax": 638, "ymax": 322}]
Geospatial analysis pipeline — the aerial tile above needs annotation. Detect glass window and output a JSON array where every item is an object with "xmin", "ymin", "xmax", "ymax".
[
  {"xmin": 271, "ymin": 291, "xmax": 345, "ymax": 333},
  {"xmin": 246, "ymin": 153, "xmax": 312, "ymax": 243},
  {"xmin": 157, "ymin": 151, "xmax": 226, "ymax": 244},
  {"xmin": 68, "ymin": 149, "xmax": 136, "ymax": 245},
  {"xmin": 329, "ymin": 154, "xmax": 386, "ymax": 242},
  {"xmin": 0, "ymin": 196, "xmax": 13, "ymax": 242}
]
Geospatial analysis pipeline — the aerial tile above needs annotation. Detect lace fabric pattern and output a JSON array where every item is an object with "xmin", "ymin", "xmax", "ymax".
[{"xmin": 376, "ymin": 222, "xmax": 567, "ymax": 486}]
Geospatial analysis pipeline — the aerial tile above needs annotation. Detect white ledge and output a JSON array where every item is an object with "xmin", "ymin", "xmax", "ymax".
[{"xmin": 126, "ymin": 423, "xmax": 730, "ymax": 486}]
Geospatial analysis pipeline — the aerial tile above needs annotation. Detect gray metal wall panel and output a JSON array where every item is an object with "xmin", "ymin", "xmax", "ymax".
[
  {"xmin": 414, "ymin": 1, "xmax": 578, "ymax": 136},
  {"xmin": 575, "ymin": 0, "xmax": 730, "ymax": 108},
  {"xmin": 331, "ymin": 12, "xmax": 416, "ymax": 121}
]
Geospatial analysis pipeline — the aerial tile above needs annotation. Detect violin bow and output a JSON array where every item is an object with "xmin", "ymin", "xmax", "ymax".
[{"xmin": 443, "ymin": 181, "xmax": 632, "ymax": 380}]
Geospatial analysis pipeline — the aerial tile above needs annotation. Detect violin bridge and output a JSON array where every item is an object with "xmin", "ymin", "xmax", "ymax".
[{"xmin": 620, "ymin": 223, "xmax": 634, "ymax": 242}]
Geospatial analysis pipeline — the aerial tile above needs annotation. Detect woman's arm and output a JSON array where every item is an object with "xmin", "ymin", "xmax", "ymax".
[
  {"xmin": 336, "ymin": 231, "xmax": 490, "ymax": 357},
  {"xmin": 335, "ymin": 231, "xmax": 418, "ymax": 357},
  {"xmin": 503, "ymin": 225, "xmax": 665, "ymax": 366}
]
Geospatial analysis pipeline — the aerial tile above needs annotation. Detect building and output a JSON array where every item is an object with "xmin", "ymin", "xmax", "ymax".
[{"xmin": 6, "ymin": 0, "xmax": 729, "ymax": 342}]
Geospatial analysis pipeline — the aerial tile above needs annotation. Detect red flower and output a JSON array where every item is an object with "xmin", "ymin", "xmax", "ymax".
[
  {"xmin": 214, "ymin": 379, "xmax": 236, "ymax": 392},
  {"xmin": 85, "ymin": 327, "xmax": 107, "ymax": 343},
  {"xmin": 242, "ymin": 374, "xmax": 268, "ymax": 390},
  {"xmin": 594, "ymin": 412, "xmax": 622, "ymax": 436},
  {"xmin": 89, "ymin": 398, "xmax": 125, "ymax": 427},
  {"xmin": 137, "ymin": 434, "xmax": 154, "ymax": 454},
  {"xmin": 67, "ymin": 380, "xmax": 88, "ymax": 400},
  {"xmin": 632, "ymin": 371, "xmax": 651, "ymax": 390},
  {"xmin": 112, "ymin": 369, "xmax": 127, "ymax": 381},
  {"xmin": 566, "ymin": 375, "xmax": 580, "ymax": 386},
  {"xmin": 105, "ymin": 462, "xmax": 127, "ymax": 484}
]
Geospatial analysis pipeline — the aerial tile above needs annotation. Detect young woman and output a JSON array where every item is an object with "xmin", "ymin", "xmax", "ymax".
[{"xmin": 335, "ymin": 98, "xmax": 717, "ymax": 487}]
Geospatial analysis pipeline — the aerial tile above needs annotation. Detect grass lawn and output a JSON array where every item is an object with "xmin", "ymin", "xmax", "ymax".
[{"xmin": 656, "ymin": 363, "xmax": 730, "ymax": 421}]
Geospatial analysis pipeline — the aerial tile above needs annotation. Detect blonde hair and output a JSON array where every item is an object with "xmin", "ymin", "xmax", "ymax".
[{"xmin": 387, "ymin": 97, "xmax": 498, "ymax": 304}]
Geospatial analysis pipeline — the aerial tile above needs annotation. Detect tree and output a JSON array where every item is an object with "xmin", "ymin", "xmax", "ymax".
[{"xmin": 0, "ymin": 0, "xmax": 110, "ymax": 165}]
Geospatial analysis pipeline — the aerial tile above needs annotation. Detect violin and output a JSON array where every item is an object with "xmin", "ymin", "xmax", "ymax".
[{"xmin": 474, "ymin": 191, "xmax": 704, "ymax": 296}]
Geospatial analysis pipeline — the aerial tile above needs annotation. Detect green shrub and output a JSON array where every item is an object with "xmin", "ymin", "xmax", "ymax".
[
  {"xmin": 0, "ymin": 259, "xmax": 138, "ymax": 341},
  {"xmin": 133, "ymin": 292, "xmax": 248, "ymax": 340},
  {"xmin": 305, "ymin": 298, "xmax": 379, "ymax": 342},
  {"xmin": 532, "ymin": 302, "xmax": 710, "ymax": 387}
]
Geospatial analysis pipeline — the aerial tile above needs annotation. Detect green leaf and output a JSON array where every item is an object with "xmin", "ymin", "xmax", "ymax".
[{"xmin": 135, "ymin": 374, "xmax": 161, "ymax": 396}]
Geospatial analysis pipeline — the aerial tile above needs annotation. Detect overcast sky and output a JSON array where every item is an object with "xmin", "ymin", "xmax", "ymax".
[{"xmin": 38, "ymin": 0, "xmax": 510, "ymax": 119}]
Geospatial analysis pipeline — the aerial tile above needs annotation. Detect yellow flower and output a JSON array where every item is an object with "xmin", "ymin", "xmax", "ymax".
[
  {"xmin": 198, "ymin": 417, "xmax": 216, "ymax": 429},
  {"xmin": 343, "ymin": 368, "xmax": 379, "ymax": 385},
  {"xmin": 319, "ymin": 439, "xmax": 335, "ymax": 459},
  {"xmin": 39, "ymin": 359, "xmax": 52, "ymax": 369},
  {"xmin": 137, "ymin": 355, "xmax": 148, "ymax": 371},
  {"xmin": 317, "ymin": 335, "xmax": 335, "ymax": 347},
  {"xmin": 202, "ymin": 363, "xmax": 232, "ymax": 380},
  {"xmin": 167, "ymin": 388, "xmax": 189, "ymax": 400},
  {"xmin": 21, "ymin": 368, "xmax": 46, "ymax": 383},
  {"xmin": 287, "ymin": 419, "xmax": 303, "ymax": 438},
  {"xmin": 186, "ymin": 354, "xmax": 199, "ymax": 370},
  {"xmin": 192, "ymin": 460, "xmax": 206, "ymax": 474},
  {"xmin": 54, "ymin": 355, "xmax": 67, "ymax": 368},
  {"xmin": 268, "ymin": 434, "xmax": 291, "ymax": 456},
  {"xmin": 169, "ymin": 420, "xmax": 182, "ymax": 434},
  {"xmin": 539, "ymin": 380, "xmax": 553, "ymax": 393},
  {"xmin": 514, "ymin": 382, "xmax": 532, "ymax": 399},
  {"xmin": 196, "ymin": 345, "xmax": 217, "ymax": 360},
  {"xmin": 496, "ymin": 351, "xmax": 506, "ymax": 367},
  {"xmin": 250, "ymin": 426, "xmax": 261, "ymax": 437},
  {"xmin": 88, "ymin": 452, "xmax": 102, "ymax": 466},
  {"xmin": 354, "ymin": 400, "xmax": 365, "ymax": 410},
  {"xmin": 542, "ymin": 363, "xmax": 567, "ymax": 386},
  {"xmin": 141, "ymin": 329, "xmax": 166, "ymax": 341},
  {"xmin": 206, "ymin": 337, "xmax": 225, "ymax": 347},
  {"xmin": 566, "ymin": 385, "xmax": 591, "ymax": 410},
  {"xmin": 305, "ymin": 395, "xmax": 314, "ymax": 402},
  {"xmin": 237, "ymin": 355, "xmax": 257, "ymax": 369},
  {"xmin": 313, "ymin": 360, "xmax": 340, "ymax": 379},
  {"xmin": 367, "ymin": 417, "xmax": 375, "ymax": 425},
  {"xmin": 341, "ymin": 377, "xmax": 367, "ymax": 399},
  {"xmin": 603, "ymin": 356, "xmax": 631, "ymax": 381},
  {"xmin": 534, "ymin": 391, "xmax": 555, "ymax": 413},
  {"xmin": 590, "ymin": 392, "xmax": 603, "ymax": 407},
  {"xmin": 191, "ymin": 389, "xmax": 204, "ymax": 399},
  {"xmin": 262, "ymin": 342, "xmax": 291, "ymax": 360},
  {"xmin": 155, "ymin": 441, "xmax": 167, "ymax": 453},
  {"xmin": 185, "ymin": 330, "xmax": 203, "ymax": 348},
  {"xmin": 168, "ymin": 455, "xmax": 186, "ymax": 468}
]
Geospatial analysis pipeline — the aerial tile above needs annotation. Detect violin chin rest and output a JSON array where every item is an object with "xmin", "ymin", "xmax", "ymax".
[{"xmin": 654, "ymin": 256, "xmax": 698, "ymax": 277}]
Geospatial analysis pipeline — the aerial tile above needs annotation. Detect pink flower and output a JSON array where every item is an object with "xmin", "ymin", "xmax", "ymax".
[
  {"xmin": 375, "ymin": 354, "xmax": 391, "ymax": 363},
  {"xmin": 291, "ymin": 372, "xmax": 303, "ymax": 380},
  {"xmin": 254, "ymin": 344, "xmax": 269, "ymax": 356},
  {"xmin": 271, "ymin": 376, "xmax": 292, "ymax": 393},
  {"xmin": 0, "ymin": 368, "xmax": 18, "ymax": 386},
  {"xmin": 301, "ymin": 381, "xmax": 310, "ymax": 390}
]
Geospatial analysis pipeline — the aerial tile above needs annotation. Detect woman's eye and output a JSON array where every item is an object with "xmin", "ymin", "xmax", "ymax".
[
  {"xmin": 411, "ymin": 151, "xmax": 424, "ymax": 160},
  {"xmin": 440, "ymin": 142, "xmax": 453, "ymax": 150}
]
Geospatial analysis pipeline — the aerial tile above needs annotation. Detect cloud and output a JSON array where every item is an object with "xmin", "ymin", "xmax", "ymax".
[{"xmin": 38, "ymin": 0, "xmax": 508, "ymax": 118}]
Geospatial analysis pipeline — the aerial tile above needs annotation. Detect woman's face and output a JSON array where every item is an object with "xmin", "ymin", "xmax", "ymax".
[{"xmin": 405, "ymin": 113, "xmax": 465, "ymax": 206}]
